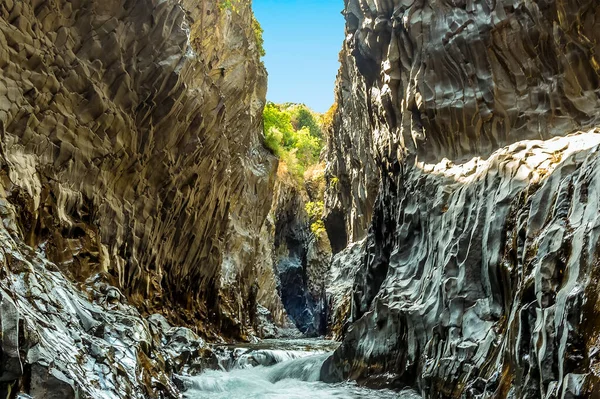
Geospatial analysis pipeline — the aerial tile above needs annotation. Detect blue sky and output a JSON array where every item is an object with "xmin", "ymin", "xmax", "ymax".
[{"xmin": 252, "ymin": 0, "xmax": 345, "ymax": 113}]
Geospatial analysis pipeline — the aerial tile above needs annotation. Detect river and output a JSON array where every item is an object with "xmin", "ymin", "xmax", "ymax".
[{"xmin": 180, "ymin": 339, "xmax": 420, "ymax": 399}]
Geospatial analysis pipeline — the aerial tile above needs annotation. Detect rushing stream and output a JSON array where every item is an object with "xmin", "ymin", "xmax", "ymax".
[{"xmin": 181, "ymin": 339, "xmax": 419, "ymax": 399}]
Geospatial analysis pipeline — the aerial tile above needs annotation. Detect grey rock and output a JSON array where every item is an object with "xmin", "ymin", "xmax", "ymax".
[
  {"xmin": 324, "ymin": 132, "xmax": 600, "ymax": 397},
  {"xmin": 323, "ymin": 0, "xmax": 600, "ymax": 397},
  {"xmin": 324, "ymin": 51, "xmax": 378, "ymax": 252},
  {"xmin": 326, "ymin": 239, "xmax": 366, "ymax": 340},
  {"xmin": 0, "ymin": 0, "xmax": 275, "ymax": 341},
  {"xmin": 270, "ymin": 174, "xmax": 331, "ymax": 337},
  {"xmin": 0, "ymin": 290, "xmax": 22, "ymax": 382},
  {"xmin": 29, "ymin": 365, "xmax": 76, "ymax": 399}
]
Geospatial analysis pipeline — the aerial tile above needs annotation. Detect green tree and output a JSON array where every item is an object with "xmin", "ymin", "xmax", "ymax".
[
  {"xmin": 291, "ymin": 106, "xmax": 323, "ymax": 139},
  {"xmin": 293, "ymin": 127, "xmax": 321, "ymax": 166},
  {"xmin": 262, "ymin": 102, "xmax": 328, "ymax": 180},
  {"xmin": 264, "ymin": 126, "xmax": 283, "ymax": 155},
  {"xmin": 263, "ymin": 102, "xmax": 295, "ymax": 148}
]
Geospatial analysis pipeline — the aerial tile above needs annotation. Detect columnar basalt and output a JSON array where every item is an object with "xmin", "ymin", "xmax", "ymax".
[
  {"xmin": 0, "ymin": 0, "xmax": 276, "ymax": 336},
  {"xmin": 3, "ymin": 0, "xmax": 600, "ymax": 396},
  {"xmin": 322, "ymin": 0, "xmax": 600, "ymax": 397},
  {"xmin": 324, "ymin": 48, "xmax": 378, "ymax": 253},
  {"xmin": 0, "ymin": 0, "xmax": 282, "ymax": 396},
  {"xmin": 335, "ymin": 0, "xmax": 600, "ymax": 163}
]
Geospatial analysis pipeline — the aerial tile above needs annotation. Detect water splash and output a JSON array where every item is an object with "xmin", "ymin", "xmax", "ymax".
[{"xmin": 181, "ymin": 340, "xmax": 420, "ymax": 399}]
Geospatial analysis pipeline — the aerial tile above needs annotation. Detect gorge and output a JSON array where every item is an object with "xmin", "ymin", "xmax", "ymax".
[{"xmin": 1, "ymin": 0, "xmax": 600, "ymax": 398}]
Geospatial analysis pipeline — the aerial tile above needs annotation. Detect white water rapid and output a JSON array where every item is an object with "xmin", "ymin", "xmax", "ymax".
[{"xmin": 180, "ymin": 339, "xmax": 420, "ymax": 399}]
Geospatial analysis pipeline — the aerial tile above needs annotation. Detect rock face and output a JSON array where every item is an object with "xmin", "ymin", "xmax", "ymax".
[
  {"xmin": 0, "ymin": 196, "xmax": 214, "ymax": 398},
  {"xmin": 322, "ymin": 0, "xmax": 600, "ymax": 398},
  {"xmin": 326, "ymin": 239, "xmax": 365, "ymax": 340},
  {"xmin": 324, "ymin": 49, "xmax": 378, "ymax": 253},
  {"xmin": 270, "ymin": 170, "xmax": 331, "ymax": 336},
  {"xmin": 337, "ymin": 0, "xmax": 600, "ymax": 162},
  {"xmin": 0, "ymin": 0, "xmax": 275, "ymax": 335},
  {"xmin": 0, "ymin": 0, "xmax": 281, "ymax": 396}
]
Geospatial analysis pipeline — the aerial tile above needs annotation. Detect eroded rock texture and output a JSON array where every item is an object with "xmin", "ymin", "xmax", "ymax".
[
  {"xmin": 0, "ymin": 0, "xmax": 275, "ymax": 336},
  {"xmin": 326, "ymin": 239, "xmax": 365, "ymax": 340},
  {"xmin": 324, "ymin": 49, "xmax": 378, "ymax": 253},
  {"xmin": 0, "ymin": 0, "xmax": 280, "ymax": 396},
  {"xmin": 0, "ymin": 178, "xmax": 217, "ymax": 398},
  {"xmin": 337, "ymin": 0, "xmax": 600, "ymax": 162},
  {"xmin": 271, "ymin": 171, "xmax": 331, "ymax": 336},
  {"xmin": 322, "ymin": 0, "xmax": 600, "ymax": 397}
]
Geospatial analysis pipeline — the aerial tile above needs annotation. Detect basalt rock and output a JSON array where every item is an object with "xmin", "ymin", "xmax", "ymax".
[
  {"xmin": 326, "ymin": 238, "xmax": 366, "ymax": 340},
  {"xmin": 0, "ymin": 0, "xmax": 281, "ymax": 397},
  {"xmin": 0, "ymin": 0, "xmax": 277, "ymax": 338},
  {"xmin": 0, "ymin": 188, "xmax": 208, "ymax": 398},
  {"xmin": 323, "ymin": 0, "xmax": 600, "ymax": 397},
  {"xmin": 324, "ymin": 48, "xmax": 378, "ymax": 253},
  {"xmin": 337, "ymin": 0, "xmax": 600, "ymax": 162},
  {"xmin": 270, "ymin": 170, "xmax": 331, "ymax": 336}
]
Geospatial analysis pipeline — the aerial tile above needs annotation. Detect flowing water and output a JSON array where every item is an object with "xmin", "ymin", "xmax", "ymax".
[{"xmin": 181, "ymin": 339, "xmax": 420, "ymax": 399}]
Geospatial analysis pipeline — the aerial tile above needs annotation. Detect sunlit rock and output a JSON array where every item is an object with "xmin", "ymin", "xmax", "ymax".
[
  {"xmin": 0, "ymin": 0, "xmax": 277, "ymax": 396},
  {"xmin": 322, "ymin": 0, "xmax": 600, "ymax": 397}
]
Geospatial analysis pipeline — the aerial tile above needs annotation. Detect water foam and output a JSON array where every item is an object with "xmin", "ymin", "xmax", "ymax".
[{"xmin": 182, "ymin": 341, "xmax": 420, "ymax": 399}]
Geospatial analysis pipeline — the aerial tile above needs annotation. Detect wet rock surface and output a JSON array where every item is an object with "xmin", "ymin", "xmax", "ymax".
[
  {"xmin": 180, "ymin": 339, "xmax": 420, "ymax": 399},
  {"xmin": 0, "ymin": 201, "xmax": 210, "ymax": 397},
  {"xmin": 3, "ymin": 0, "xmax": 599, "ymax": 397},
  {"xmin": 322, "ymin": 0, "xmax": 600, "ymax": 397},
  {"xmin": 323, "ymin": 131, "xmax": 600, "ymax": 397},
  {"xmin": 326, "ymin": 239, "xmax": 366, "ymax": 340}
]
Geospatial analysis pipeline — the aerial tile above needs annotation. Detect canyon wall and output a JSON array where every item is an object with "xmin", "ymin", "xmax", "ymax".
[
  {"xmin": 0, "ymin": 0, "xmax": 281, "ymax": 396},
  {"xmin": 270, "ymin": 168, "xmax": 331, "ymax": 336},
  {"xmin": 0, "ymin": 0, "xmax": 277, "ymax": 336},
  {"xmin": 323, "ymin": 0, "xmax": 600, "ymax": 397},
  {"xmin": 324, "ymin": 48, "xmax": 378, "ymax": 253}
]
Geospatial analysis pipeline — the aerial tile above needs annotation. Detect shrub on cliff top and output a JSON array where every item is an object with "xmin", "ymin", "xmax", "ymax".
[
  {"xmin": 262, "ymin": 102, "xmax": 325, "ymax": 179},
  {"xmin": 219, "ymin": 1, "xmax": 265, "ymax": 58},
  {"xmin": 252, "ymin": 16, "xmax": 266, "ymax": 57}
]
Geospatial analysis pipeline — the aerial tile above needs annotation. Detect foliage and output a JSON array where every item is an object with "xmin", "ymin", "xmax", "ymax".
[
  {"xmin": 321, "ymin": 102, "xmax": 338, "ymax": 133},
  {"xmin": 218, "ymin": 1, "xmax": 265, "ymax": 58},
  {"xmin": 305, "ymin": 201, "xmax": 324, "ymax": 220},
  {"xmin": 293, "ymin": 127, "xmax": 322, "ymax": 166},
  {"xmin": 264, "ymin": 126, "xmax": 283, "ymax": 155},
  {"xmin": 281, "ymin": 150, "xmax": 305, "ymax": 179},
  {"xmin": 252, "ymin": 16, "xmax": 266, "ymax": 57},
  {"xmin": 330, "ymin": 176, "xmax": 339, "ymax": 188},
  {"xmin": 291, "ymin": 106, "xmax": 323, "ymax": 139},
  {"xmin": 263, "ymin": 102, "xmax": 295, "ymax": 148},
  {"xmin": 218, "ymin": 0, "xmax": 236, "ymax": 11},
  {"xmin": 310, "ymin": 220, "xmax": 326, "ymax": 236},
  {"xmin": 305, "ymin": 201, "xmax": 326, "ymax": 236},
  {"xmin": 263, "ymin": 103, "xmax": 332, "ymax": 237},
  {"xmin": 262, "ymin": 102, "xmax": 326, "ymax": 179}
]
